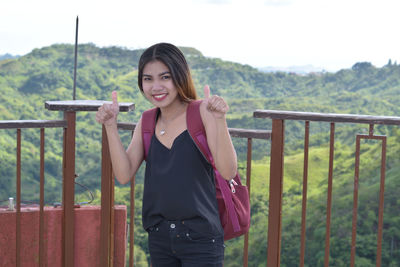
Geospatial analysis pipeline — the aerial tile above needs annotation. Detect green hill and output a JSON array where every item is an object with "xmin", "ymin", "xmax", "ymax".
[{"xmin": 1, "ymin": 44, "xmax": 400, "ymax": 265}]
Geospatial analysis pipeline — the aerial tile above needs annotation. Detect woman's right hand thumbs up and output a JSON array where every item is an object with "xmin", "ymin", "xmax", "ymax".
[{"xmin": 96, "ymin": 91, "xmax": 120, "ymax": 126}]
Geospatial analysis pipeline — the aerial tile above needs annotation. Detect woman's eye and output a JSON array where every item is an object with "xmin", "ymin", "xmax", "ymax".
[
  {"xmin": 162, "ymin": 75, "xmax": 170, "ymax": 80},
  {"xmin": 143, "ymin": 77, "xmax": 151, "ymax": 81}
]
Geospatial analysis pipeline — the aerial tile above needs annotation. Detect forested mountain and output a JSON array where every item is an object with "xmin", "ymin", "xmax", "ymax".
[
  {"xmin": 1, "ymin": 44, "xmax": 400, "ymax": 266},
  {"xmin": 0, "ymin": 53, "xmax": 19, "ymax": 60}
]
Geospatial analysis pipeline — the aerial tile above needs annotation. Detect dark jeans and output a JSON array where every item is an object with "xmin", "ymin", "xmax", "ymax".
[{"xmin": 147, "ymin": 220, "xmax": 225, "ymax": 267}]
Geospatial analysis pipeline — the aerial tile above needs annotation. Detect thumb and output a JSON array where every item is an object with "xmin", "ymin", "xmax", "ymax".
[
  {"xmin": 111, "ymin": 91, "xmax": 118, "ymax": 107},
  {"xmin": 203, "ymin": 85, "xmax": 210, "ymax": 100}
]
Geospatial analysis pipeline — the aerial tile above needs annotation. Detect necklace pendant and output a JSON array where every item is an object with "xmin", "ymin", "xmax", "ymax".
[{"xmin": 160, "ymin": 130, "xmax": 166, "ymax": 136}]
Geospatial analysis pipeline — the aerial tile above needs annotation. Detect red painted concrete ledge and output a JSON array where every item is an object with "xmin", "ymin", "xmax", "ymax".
[{"xmin": 0, "ymin": 205, "xmax": 127, "ymax": 267}]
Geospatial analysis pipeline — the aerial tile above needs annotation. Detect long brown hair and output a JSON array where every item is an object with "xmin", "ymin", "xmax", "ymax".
[{"xmin": 138, "ymin": 43, "xmax": 198, "ymax": 102}]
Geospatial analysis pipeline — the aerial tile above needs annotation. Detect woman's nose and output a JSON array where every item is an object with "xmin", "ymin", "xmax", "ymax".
[{"xmin": 152, "ymin": 80, "xmax": 164, "ymax": 90}]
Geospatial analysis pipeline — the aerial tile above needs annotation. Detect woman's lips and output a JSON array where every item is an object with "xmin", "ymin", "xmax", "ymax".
[{"xmin": 153, "ymin": 93, "xmax": 167, "ymax": 102}]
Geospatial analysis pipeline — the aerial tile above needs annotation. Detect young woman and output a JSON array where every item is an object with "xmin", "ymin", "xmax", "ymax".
[{"xmin": 96, "ymin": 43, "xmax": 237, "ymax": 266}]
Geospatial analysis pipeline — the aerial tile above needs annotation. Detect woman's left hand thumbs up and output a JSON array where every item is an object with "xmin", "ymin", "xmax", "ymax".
[{"xmin": 202, "ymin": 85, "xmax": 229, "ymax": 119}]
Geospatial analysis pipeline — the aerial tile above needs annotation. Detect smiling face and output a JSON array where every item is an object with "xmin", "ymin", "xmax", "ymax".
[
  {"xmin": 142, "ymin": 60, "xmax": 180, "ymax": 108},
  {"xmin": 138, "ymin": 43, "xmax": 198, "ymax": 103}
]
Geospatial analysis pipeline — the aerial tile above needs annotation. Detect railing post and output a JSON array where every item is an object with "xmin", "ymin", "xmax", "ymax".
[
  {"xmin": 39, "ymin": 128, "xmax": 46, "ymax": 267},
  {"xmin": 62, "ymin": 111, "xmax": 76, "ymax": 267},
  {"xmin": 267, "ymin": 119, "xmax": 285, "ymax": 267},
  {"xmin": 45, "ymin": 99, "xmax": 134, "ymax": 267},
  {"xmin": 243, "ymin": 137, "xmax": 252, "ymax": 267},
  {"xmin": 16, "ymin": 129, "xmax": 21, "ymax": 267},
  {"xmin": 100, "ymin": 126, "xmax": 115, "ymax": 267}
]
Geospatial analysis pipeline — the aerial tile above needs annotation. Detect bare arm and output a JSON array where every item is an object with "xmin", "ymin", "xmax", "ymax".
[
  {"xmin": 96, "ymin": 91, "xmax": 144, "ymax": 184},
  {"xmin": 200, "ymin": 85, "xmax": 237, "ymax": 180}
]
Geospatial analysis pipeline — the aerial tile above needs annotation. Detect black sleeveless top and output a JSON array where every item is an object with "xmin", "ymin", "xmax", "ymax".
[{"xmin": 142, "ymin": 130, "xmax": 223, "ymax": 237}]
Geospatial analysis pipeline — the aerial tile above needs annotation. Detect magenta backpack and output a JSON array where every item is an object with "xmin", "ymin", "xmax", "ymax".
[{"xmin": 141, "ymin": 100, "xmax": 250, "ymax": 241}]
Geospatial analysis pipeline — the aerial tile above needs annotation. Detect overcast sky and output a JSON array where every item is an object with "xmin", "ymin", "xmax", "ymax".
[{"xmin": 1, "ymin": 0, "xmax": 400, "ymax": 71}]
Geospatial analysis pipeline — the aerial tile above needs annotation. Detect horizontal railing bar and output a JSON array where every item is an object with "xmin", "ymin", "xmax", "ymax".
[
  {"xmin": 254, "ymin": 110, "xmax": 400, "ymax": 125},
  {"xmin": 117, "ymin": 122, "xmax": 136, "ymax": 131},
  {"xmin": 117, "ymin": 123, "xmax": 271, "ymax": 140},
  {"xmin": 229, "ymin": 128, "xmax": 271, "ymax": 140},
  {"xmin": 0, "ymin": 120, "xmax": 67, "ymax": 129},
  {"xmin": 45, "ymin": 100, "xmax": 135, "ymax": 112}
]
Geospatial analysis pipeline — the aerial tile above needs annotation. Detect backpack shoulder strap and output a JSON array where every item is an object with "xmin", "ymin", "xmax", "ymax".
[
  {"xmin": 187, "ymin": 100, "xmax": 242, "ymax": 233},
  {"xmin": 141, "ymin": 107, "xmax": 158, "ymax": 160},
  {"xmin": 186, "ymin": 100, "xmax": 213, "ymax": 164}
]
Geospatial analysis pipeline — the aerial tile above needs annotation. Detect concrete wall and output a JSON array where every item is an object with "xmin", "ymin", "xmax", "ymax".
[{"xmin": 0, "ymin": 205, "xmax": 127, "ymax": 267}]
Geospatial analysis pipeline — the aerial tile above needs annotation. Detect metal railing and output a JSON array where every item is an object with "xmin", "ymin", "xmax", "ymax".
[
  {"xmin": 0, "ymin": 120, "xmax": 66, "ymax": 266},
  {"xmin": 3, "ymin": 104, "xmax": 399, "ymax": 266},
  {"xmin": 1, "ymin": 100, "xmax": 135, "ymax": 267},
  {"xmin": 254, "ymin": 109, "xmax": 400, "ymax": 267},
  {"xmin": 45, "ymin": 100, "xmax": 134, "ymax": 267}
]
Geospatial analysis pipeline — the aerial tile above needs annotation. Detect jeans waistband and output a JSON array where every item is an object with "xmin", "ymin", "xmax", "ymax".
[{"xmin": 147, "ymin": 219, "xmax": 186, "ymax": 232}]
